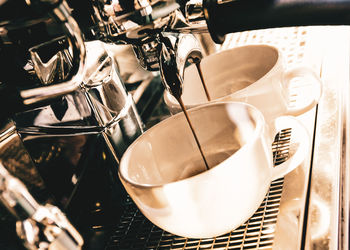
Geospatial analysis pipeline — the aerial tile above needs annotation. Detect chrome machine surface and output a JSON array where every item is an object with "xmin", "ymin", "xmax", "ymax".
[{"xmin": 1, "ymin": 0, "xmax": 350, "ymax": 249}]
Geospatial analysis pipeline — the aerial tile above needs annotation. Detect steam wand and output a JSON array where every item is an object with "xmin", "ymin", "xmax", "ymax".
[{"xmin": 0, "ymin": 163, "xmax": 83, "ymax": 250}]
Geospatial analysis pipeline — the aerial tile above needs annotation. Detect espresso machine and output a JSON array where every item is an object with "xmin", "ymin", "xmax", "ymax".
[{"xmin": 1, "ymin": 0, "xmax": 350, "ymax": 249}]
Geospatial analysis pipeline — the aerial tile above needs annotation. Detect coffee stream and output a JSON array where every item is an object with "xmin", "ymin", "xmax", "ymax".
[
  {"xmin": 159, "ymin": 42, "xmax": 209, "ymax": 171},
  {"xmin": 195, "ymin": 62, "xmax": 211, "ymax": 101},
  {"xmin": 177, "ymin": 96, "xmax": 210, "ymax": 170}
]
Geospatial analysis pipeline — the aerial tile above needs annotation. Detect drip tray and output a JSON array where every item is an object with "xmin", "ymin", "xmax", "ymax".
[{"xmin": 106, "ymin": 129, "xmax": 291, "ymax": 249}]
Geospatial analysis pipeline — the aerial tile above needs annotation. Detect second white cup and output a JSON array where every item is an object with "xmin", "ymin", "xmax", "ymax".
[{"xmin": 164, "ymin": 44, "xmax": 322, "ymax": 121}]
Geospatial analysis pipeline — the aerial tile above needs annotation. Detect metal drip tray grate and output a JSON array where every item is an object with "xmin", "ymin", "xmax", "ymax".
[{"xmin": 106, "ymin": 129, "xmax": 291, "ymax": 249}]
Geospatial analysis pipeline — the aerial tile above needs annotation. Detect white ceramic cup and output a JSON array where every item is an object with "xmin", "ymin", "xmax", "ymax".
[
  {"xmin": 119, "ymin": 102, "xmax": 309, "ymax": 238},
  {"xmin": 164, "ymin": 44, "xmax": 322, "ymax": 121}
]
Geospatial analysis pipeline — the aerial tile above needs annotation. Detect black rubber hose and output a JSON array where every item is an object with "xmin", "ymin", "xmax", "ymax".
[{"xmin": 203, "ymin": 0, "xmax": 350, "ymax": 43}]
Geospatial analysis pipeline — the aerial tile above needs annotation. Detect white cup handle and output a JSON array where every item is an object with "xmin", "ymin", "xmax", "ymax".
[
  {"xmin": 283, "ymin": 66, "xmax": 322, "ymax": 116},
  {"xmin": 270, "ymin": 116, "xmax": 310, "ymax": 180}
]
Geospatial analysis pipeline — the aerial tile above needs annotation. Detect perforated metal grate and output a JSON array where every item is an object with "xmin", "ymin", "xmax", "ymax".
[
  {"xmin": 106, "ymin": 128, "xmax": 291, "ymax": 250},
  {"xmin": 220, "ymin": 27, "xmax": 308, "ymax": 67}
]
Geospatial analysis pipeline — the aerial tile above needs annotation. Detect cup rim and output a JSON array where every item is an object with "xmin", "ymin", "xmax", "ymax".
[
  {"xmin": 164, "ymin": 44, "xmax": 281, "ymax": 107},
  {"xmin": 119, "ymin": 101, "xmax": 265, "ymax": 189}
]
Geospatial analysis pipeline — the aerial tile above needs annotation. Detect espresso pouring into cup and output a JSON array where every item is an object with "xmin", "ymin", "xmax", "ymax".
[
  {"xmin": 164, "ymin": 44, "xmax": 322, "ymax": 121},
  {"xmin": 119, "ymin": 102, "xmax": 310, "ymax": 238}
]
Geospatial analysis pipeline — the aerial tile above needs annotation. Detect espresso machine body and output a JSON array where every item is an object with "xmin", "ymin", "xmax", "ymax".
[
  {"xmin": 0, "ymin": 0, "xmax": 143, "ymax": 248},
  {"xmin": 1, "ymin": 0, "xmax": 350, "ymax": 249}
]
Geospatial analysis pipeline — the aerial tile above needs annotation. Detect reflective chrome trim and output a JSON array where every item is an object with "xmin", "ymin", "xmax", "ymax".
[{"xmin": 20, "ymin": 1, "xmax": 86, "ymax": 105}]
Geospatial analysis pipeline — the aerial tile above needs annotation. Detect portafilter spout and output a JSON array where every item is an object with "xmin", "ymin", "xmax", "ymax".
[
  {"xmin": 159, "ymin": 33, "xmax": 204, "ymax": 100},
  {"xmin": 159, "ymin": 36, "xmax": 183, "ymax": 100}
]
